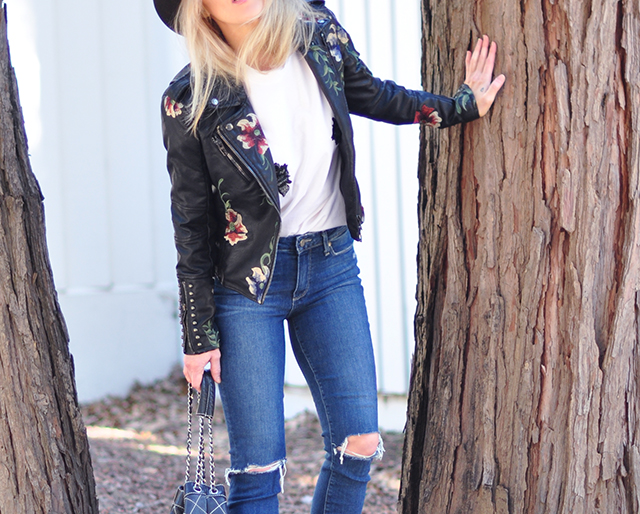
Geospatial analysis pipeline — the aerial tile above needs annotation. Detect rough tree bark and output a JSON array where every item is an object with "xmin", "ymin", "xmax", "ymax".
[
  {"xmin": 399, "ymin": 0, "xmax": 639, "ymax": 512},
  {"xmin": 0, "ymin": 4, "xmax": 98, "ymax": 513}
]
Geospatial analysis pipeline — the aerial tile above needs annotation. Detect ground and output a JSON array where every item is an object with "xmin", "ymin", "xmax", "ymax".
[{"xmin": 81, "ymin": 367, "xmax": 403, "ymax": 513}]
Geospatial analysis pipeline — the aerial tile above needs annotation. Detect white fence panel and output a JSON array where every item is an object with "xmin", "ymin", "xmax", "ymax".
[{"xmin": 9, "ymin": 0, "xmax": 186, "ymax": 402}]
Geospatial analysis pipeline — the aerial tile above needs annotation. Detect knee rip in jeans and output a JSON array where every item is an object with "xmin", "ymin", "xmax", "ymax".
[
  {"xmin": 333, "ymin": 433, "xmax": 384, "ymax": 465},
  {"xmin": 225, "ymin": 459, "xmax": 287, "ymax": 493}
]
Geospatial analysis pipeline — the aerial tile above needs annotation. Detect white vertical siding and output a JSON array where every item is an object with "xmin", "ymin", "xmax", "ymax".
[
  {"xmin": 287, "ymin": 0, "xmax": 422, "ymax": 396},
  {"xmin": 9, "ymin": 0, "xmax": 186, "ymax": 402}
]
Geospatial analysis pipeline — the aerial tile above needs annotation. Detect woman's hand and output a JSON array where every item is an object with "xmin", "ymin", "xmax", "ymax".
[
  {"xmin": 183, "ymin": 349, "xmax": 222, "ymax": 391},
  {"xmin": 465, "ymin": 35, "xmax": 506, "ymax": 117}
]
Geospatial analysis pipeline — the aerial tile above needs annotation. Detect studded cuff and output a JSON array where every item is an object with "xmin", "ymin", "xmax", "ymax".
[{"xmin": 178, "ymin": 278, "xmax": 221, "ymax": 355}]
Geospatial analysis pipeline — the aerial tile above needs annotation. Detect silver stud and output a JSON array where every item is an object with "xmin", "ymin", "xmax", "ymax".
[
  {"xmin": 189, "ymin": 291, "xmax": 194, "ymax": 296},
  {"xmin": 195, "ymin": 335, "xmax": 201, "ymax": 340},
  {"xmin": 190, "ymin": 299, "xmax": 194, "ymax": 303},
  {"xmin": 189, "ymin": 284, "xmax": 193, "ymax": 288},
  {"xmin": 211, "ymin": 98, "xmax": 219, "ymax": 106},
  {"xmin": 191, "ymin": 314, "xmax": 196, "ymax": 317},
  {"xmin": 191, "ymin": 306, "xmax": 195, "ymax": 310},
  {"xmin": 193, "ymin": 321, "xmax": 197, "ymax": 325},
  {"xmin": 193, "ymin": 328, "xmax": 198, "ymax": 332},
  {"xmin": 225, "ymin": 123, "xmax": 233, "ymax": 131}
]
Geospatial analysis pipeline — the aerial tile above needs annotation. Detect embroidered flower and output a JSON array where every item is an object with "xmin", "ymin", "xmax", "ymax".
[
  {"xmin": 336, "ymin": 26, "xmax": 349, "ymax": 45},
  {"xmin": 246, "ymin": 266, "xmax": 269, "ymax": 297},
  {"xmin": 326, "ymin": 26, "xmax": 343, "ymax": 62},
  {"xmin": 414, "ymin": 104, "xmax": 442, "ymax": 127},
  {"xmin": 224, "ymin": 208, "xmax": 248, "ymax": 245},
  {"xmin": 218, "ymin": 179, "xmax": 249, "ymax": 246},
  {"xmin": 237, "ymin": 114, "xmax": 269, "ymax": 155},
  {"xmin": 164, "ymin": 96, "xmax": 183, "ymax": 118}
]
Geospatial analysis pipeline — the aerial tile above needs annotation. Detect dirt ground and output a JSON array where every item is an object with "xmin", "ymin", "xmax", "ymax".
[{"xmin": 81, "ymin": 367, "xmax": 403, "ymax": 513}]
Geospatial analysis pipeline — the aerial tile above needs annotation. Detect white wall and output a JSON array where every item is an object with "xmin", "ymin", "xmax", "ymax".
[
  {"xmin": 8, "ymin": 0, "xmax": 187, "ymax": 402},
  {"xmin": 9, "ymin": 0, "xmax": 424, "ymax": 429}
]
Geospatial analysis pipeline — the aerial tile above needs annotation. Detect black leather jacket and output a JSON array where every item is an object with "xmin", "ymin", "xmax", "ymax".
[{"xmin": 161, "ymin": 1, "xmax": 479, "ymax": 355}]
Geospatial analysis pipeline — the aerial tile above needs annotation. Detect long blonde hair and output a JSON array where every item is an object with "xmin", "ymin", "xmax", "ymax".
[{"xmin": 177, "ymin": 0, "xmax": 317, "ymax": 131}]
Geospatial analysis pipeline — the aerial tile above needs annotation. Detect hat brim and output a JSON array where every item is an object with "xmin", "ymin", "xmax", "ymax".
[{"xmin": 154, "ymin": 0, "xmax": 181, "ymax": 32}]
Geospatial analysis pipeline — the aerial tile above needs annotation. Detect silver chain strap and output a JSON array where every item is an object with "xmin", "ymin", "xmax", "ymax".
[
  {"xmin": 208, "ymin": 414, "xmax": 215, "ymax": 484},
  {"xmin": 195, "ymin": 411, "xmax": 206, "ymax": 488},
  {"xmin": 184, "ymin": 384, "xmax": 217, "ymax": 489},
  {"xmin": 184, "ymin": 387, "xmax": 194, "ymax": 484}
]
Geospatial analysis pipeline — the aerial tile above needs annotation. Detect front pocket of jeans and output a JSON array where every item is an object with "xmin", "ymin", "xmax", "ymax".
[{"xmin": 328, "ymin": 227, "xmax": 353, "ymax": 256}]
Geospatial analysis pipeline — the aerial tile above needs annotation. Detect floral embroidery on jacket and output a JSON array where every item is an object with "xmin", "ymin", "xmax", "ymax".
[
  {"xmin": 237, "ymin": 114, "xmax": 269, "ymax": 155},
  {"xmin": 225, "ymin": 208, "xmax": 248, "ymax": 245},
  {"xmin": 325, "ymin": 24, "xmax": 344, "ymax": 62},
  {"xmin": 414, "ymin": 104, "xmax": 442, "ymax": 127},
  {"xmin": 308, "ymin": 44, "xmax": 341, "ymax": 96},
  {"xmin": 454, "ymin": 84, "xmax": 476, "ymax": 115},
  {"xmin": 246, "ymin": 266, "xmax": 269, "ymax": 297},
  {"xmin": 218, "ymin": 178, "xmax": 248, "ymax": 246},
  {"xmin": 308, "ymin": 26, "xmax": 343, "ymax": 97},
  {"xmin": 246, "ymin": 231, "xmax": 278, "ymax": 300},
  {"xmin": 164, "ymin": 96, "xmax": 183, "ymax": 118},
  {"xmin": 202, "ymin": 319, "xmax": 221, "ymax": 349},
  {"xmin": 325, "ymin": 24, "xmax": 351, "ymax": 63}
]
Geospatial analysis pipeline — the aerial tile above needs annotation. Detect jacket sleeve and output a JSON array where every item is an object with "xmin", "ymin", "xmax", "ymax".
[
  {"xmin": 331, "ymin": 15, "xmax": 479, "ymax": 128},
  {"xmin": 161, "ymin": 92, "xmax": 221, "ymax": 355}
]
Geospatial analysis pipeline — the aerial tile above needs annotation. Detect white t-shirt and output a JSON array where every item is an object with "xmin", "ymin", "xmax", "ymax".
[{"xmin": 244, "ymin": 52, "xmax": 347, "ymax": 237}]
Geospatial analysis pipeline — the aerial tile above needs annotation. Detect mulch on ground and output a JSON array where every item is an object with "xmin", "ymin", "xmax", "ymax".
[{"xmin": 81, "ymin": 367, "xmax": 403, "ymax": 513}]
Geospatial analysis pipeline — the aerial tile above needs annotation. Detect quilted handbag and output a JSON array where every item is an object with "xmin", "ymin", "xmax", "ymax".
[{"xmin": 170, "ymin": 370, "xmax": 228, "ymax": 514}]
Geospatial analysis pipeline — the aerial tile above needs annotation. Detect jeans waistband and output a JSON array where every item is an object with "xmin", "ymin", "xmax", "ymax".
[{"xmin": 278, "ymin": 226, "xmax": 347, "ymax": 254}]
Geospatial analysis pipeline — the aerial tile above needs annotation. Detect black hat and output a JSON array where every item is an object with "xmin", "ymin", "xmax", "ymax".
[{"xmin": 154, "ymin": 0, "xmax": 182, "ymax": 32}]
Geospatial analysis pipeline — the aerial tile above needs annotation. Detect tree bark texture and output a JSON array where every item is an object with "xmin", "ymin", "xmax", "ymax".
[
  {"xmin": 399, "ymin": 0, "xmax": 639, "ymax": 512},
  {"xmin": 0, "ymin": 4, "xmax": 98, "ymax": 513}
]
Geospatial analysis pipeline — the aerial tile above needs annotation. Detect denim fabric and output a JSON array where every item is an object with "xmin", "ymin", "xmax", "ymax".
[{"xmin": 214, "ymin": 226, "xmax": 380, "ymax": 514}]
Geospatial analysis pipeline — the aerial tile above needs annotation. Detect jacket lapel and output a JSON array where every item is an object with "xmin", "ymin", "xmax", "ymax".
[{"xmin": 214, "ymin": 94, "xmax": 280, "ymax": 210}]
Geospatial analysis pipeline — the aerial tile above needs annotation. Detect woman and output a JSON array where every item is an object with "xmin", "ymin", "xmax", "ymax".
[{"xmin": 154, "ymin": 0, "xmax": 505, "ymax": 512}]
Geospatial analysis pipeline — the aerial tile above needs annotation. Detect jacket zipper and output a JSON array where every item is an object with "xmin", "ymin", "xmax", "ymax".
[
  {"xmin": 212, "ymin": 133, "xmax": 252, "ymax": 183},
  {"xmin": 215, "ymin": 126, "xmax": 280, "ymax": 210}
]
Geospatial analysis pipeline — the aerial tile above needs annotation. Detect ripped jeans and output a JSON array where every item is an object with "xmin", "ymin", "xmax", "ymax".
[{"xmin": 214, "ymin": 226, "xmax": 382, "ymax": 514}]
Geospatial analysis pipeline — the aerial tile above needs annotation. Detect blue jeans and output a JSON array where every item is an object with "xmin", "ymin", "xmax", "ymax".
[{"xmin": 214, "ymin": 226, "xmax": 381, "ymax": 514}]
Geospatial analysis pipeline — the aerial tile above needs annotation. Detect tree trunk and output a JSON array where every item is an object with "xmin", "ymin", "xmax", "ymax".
[
  {"xmin": 0, "ymin": 4, "xmax": 98, "ymax": 513},
  {"xmin": 399, "ymin": 0, "xmax": 639, "ymax": 512}
]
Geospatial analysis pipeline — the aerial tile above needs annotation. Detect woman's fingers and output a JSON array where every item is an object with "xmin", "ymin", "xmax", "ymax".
[
  {"xmin": 209, "ymin": 351, "xmax": 222, "ymax": 384},
  {"xmin": 464, "ymin": 36, "xmax": 505, "ymax": 117},
  {"xmin": 479, "ymin": 35, "xmax": 489, "ymax": 69},
  {"xmin": 485, "ymin": 74, "xmax": 506, "ymax": 105},
  {"xmin": 467, "ymin": 38, "xmax": 483, "ymax": 78},
  {"xmin": 482, "ymin": 40, "xmax": 497, "ymax": 78},
  {"xmin": 183, "ymin": 349, "xmax": 222, "ymax": 391}
]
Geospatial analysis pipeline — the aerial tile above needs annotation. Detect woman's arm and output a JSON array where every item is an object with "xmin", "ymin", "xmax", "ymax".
[
  {"xmin": 324, "ymin": 9, "xmax": 503, "ymax": 127},
  {"xmin": 161, "ymin": 83, "xmax": 222, "ymax": 388}
]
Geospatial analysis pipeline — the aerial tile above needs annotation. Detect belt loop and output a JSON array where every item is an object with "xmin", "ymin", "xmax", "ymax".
[{"xmin": 322, "ymin": 230, "xmax": 331, "ymax": 256}]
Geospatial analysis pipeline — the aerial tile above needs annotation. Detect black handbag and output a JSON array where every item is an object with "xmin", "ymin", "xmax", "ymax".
[{"xmin": 170, "ymin": 370, "xmax": 228, "ymax": 514}]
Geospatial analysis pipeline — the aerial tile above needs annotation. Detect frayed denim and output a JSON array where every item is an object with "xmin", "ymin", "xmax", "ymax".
[{"xmin": 214, "ymin": 226, "xmax": 381, "ymax": 514}]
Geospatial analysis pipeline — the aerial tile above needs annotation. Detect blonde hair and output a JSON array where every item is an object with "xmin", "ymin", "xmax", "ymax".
[{"xmin": 176, "ymin": 0, "xmax": 317, "ymax": 131}]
